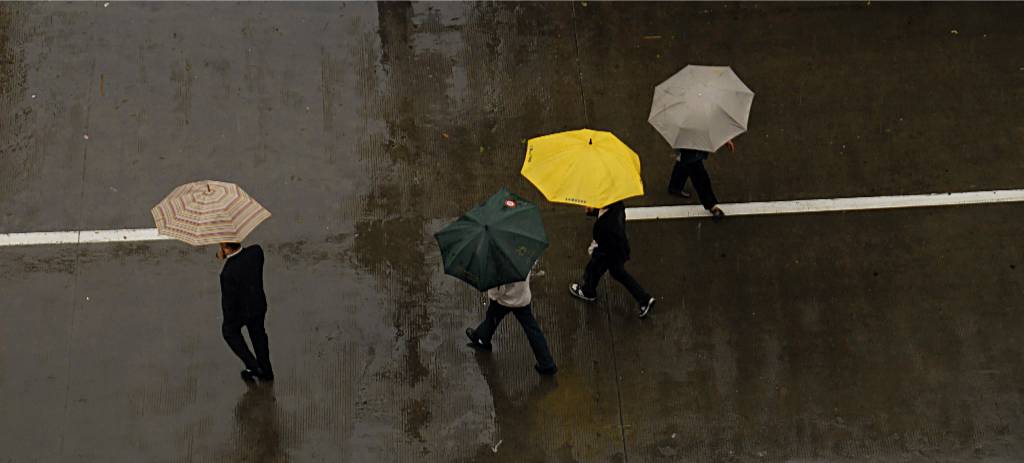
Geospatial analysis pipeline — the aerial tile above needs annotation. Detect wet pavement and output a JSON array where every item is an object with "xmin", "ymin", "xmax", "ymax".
[{"xmin": 1, "ymin": 2, "xmax": 1023, "ymax": 462}]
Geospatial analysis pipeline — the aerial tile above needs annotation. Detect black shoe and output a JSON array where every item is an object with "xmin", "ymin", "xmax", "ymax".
[
  {"xmin": 465, "ymin": 328, "xmax": 492, "ymax": 351},
  {"xmin": 569, "ymin": 283, "xmax": 597, "ymax": 302},
  {"xmin": 710, "ymin": 206, "xmax": 725, "ymax": 222},
  {"xmin": 639, "ymin": 297, "xmax": 655, "ymax": 319},
  {"xmin": 668, "ymin": 188, "xmax": 691, "ymax": 198},
  {"xmin": 240, "ymin": 369, "xmax": 257, "ymax": 383},
  {"xmin": 255, "ymin": 368, "xmax": 275, "ymax": 382},
  {"xmin": 535, "ymin": 364, "xmax": 558, "ymax": 376}
]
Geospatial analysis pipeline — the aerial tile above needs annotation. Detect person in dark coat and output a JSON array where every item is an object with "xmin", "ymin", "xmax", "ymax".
[
  {"xmin": 218, "ymin": 242, "xmax": 274, "ymax": 382},
  {"xmin": 667, "ymin": 139, "xmax": 734, "ymax": 220},
  {"xmin": 569, "ymin": 202, "xmax": 656, "ymax": 318}
]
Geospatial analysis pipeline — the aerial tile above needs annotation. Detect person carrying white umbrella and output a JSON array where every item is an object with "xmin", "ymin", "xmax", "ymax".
[
  {"xmin": 668, "ymin": 139, "xmax": 734, "ymax": 220},
  {"xmin": 648, "ymin": 65, "xmax": 754, "ymax": 221}
]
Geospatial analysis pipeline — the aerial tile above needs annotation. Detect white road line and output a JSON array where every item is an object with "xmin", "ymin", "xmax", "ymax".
[
  {"xmin": 78, "ymin": 228, "xmax": 169, "ymax": 243},
  {"xmin": 1, "ymin": 189, "xmax": 1022, "ymax": 247},
  {"xmin": 0, "ymin": 228, "xmax": 171, "ymax": 247},
  {"xmin": 626, "ymin": 189, "xmax": 1024, "ymax": 221}
]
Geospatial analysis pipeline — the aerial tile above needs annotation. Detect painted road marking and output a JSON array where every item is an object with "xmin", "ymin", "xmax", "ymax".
[
  {"xmin": 0, "ymin": 228, "xmax": 171, "ymax": 247},
  {"xmin": 625, "ymin": 189, "xmax": 1024, "ymax": 221},
  {"xmin": 0, "ymin": 189, "xmax": 1022, "ymax": 247}
]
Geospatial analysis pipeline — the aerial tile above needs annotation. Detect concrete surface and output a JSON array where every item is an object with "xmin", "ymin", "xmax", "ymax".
[{"xmin": 0, "ymin": 2, "xmax": 1022, "ymax": 462}]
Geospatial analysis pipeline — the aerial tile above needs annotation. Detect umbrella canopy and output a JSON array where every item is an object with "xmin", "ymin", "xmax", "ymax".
[
  {"xmin": 521, "ymin": 128, "xmax": 644, "ymax": 209},
  {"xmin": 648, "ymin": 65, "xmax": 754, "ymax": 152},
  {"xmin": 151, "ymin": 180, "xmax": 271, "ymax": 246},
  {"xmin": 434, "ymin": 188, "xmax": 548, "ymax": 292}
]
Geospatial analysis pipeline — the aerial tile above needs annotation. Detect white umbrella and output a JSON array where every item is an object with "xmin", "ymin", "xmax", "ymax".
[{"xmin": 648, "ymin": 65, "xmax": 754, "ymax": 152}]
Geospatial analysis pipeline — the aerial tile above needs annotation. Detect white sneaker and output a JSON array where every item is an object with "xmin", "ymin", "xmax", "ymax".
[{"xmin": 569, "ymin": 283, "xmax": 596, "ymax": 302}]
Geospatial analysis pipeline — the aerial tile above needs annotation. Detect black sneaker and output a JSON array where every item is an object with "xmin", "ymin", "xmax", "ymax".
[
  {"xmin": 535, "ymin": 364, "xmax": 558, "ymax": 376},
  {"xmin": 569, "ymin": 283, "xmax": 597, "ymax": 302},
  {"xmin": 638, "ymin": 297, "xmax": 655, "ymax": 319},
  {"xmin": 240, "ymin": 369, "xmax": 258, "ymax": 383},
  {"xmin": 465, "ymin": 328, "xmax": 492, "ymax": 351},
  {"xmin": 668, "ymin": 188, "xmax": 691, "ymax": 198},
  {"xmin": 710, "ymin": 206, "xmax": 725, "ymax": 222},
  {"xmin": 255, "ymin": 368, "xmax": 275, "ymax": 382}
]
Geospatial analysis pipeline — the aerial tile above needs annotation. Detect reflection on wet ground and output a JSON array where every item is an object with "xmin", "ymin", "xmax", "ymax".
[{"xmin": 232, "ymin": 384, "xmax": 286, "ymax": 463}]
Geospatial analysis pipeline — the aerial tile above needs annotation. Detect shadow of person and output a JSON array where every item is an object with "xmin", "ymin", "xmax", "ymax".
[
  {"xmin": 471, "ymin": 351, "xmax": 559, "ymax": 460},
  {"xmin": 233, "ymin": 383, "xmax": 287, "ymax": 462}
]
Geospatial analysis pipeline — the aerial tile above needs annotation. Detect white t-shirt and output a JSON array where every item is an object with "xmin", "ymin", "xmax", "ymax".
[{"xmin": 486, "ymin": 272, "xmax": 532, "ymax": 308}]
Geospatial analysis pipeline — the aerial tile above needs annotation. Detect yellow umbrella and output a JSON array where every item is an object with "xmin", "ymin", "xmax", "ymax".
[{"xmin": 521, "ymin": 128, "xmax": 644, "ymax": 208}]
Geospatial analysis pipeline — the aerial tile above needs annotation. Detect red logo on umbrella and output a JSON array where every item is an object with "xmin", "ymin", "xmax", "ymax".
[{"xmin": 504, "ymin": 200, "xmax": 517, "ymax": 208}]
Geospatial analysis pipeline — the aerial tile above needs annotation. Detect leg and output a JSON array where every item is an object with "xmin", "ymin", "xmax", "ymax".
[
  {"xmin": 668, "ymin": 160, "xmax": 690, "ymax": 192},
  {"xmin": 689, "ymin": 161, "xmax": 719, "ymax": 210},
  {"xmin": 607, "ymin": 260, "xmax": 652, "ymax": 305},
  {"xmin": 581, "ymin": 252, "xmax": 611, "ymax": 299},
  {"xmin": 473, "ymin": 300, "xmax": 512, "ymax": 343},
  {"xmin": 511, "ymin": 305, "xmax": 556, "ymax": 370},
  {"xmin": 222, "ymin": 311, "xmax": 259, "ymax": 371},
  {"xmin": 246, "ymin": 308, "xmax": 273, "ymax": 376}
]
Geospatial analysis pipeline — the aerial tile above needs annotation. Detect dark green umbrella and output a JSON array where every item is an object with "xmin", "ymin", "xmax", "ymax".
[{"xmin": 434, "ymin": 188, "xmax": 549, "ymax": 291}]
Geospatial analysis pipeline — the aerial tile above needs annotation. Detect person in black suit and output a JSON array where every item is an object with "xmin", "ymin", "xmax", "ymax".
[
  {"xmin": 218, "ymin": 242, "xmax": 274, "ymax": 382},
  {"xmin": 667, "ymin": 139, "xmax": 734, "ymax": 221},
  {"xmin": 568, "ymin": 202, "xmax": 656, "ymax": 318}
]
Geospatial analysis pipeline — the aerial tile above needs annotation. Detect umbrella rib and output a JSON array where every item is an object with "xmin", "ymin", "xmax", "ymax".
[
  {"xmin": 554, "ymin": 146, "xmax": 587, "ymax": 202},
  {"xmin": 486, "ymin": 234, "xmax": 531, "ymax": 284},
  {"xmin": 526, "ymin": 144, "xmax": 586, "ymax": 202},
  {"xmin": 592, "ymin": 144, "xmax": 620, "ymax": 203},
  {"xmin": 649, "ymin": 97, "xmax": 688, "ymax": 122},
  {"xmin": 439, "ymin": 225, "xmax": 482, "ymax": 266},
  {"xmin": 474, "ymin": 232, "xmax": 502, "ymax": 289},
  {"xmin": 714, "ymin": 103, "xmax": 745, "ymax": 130},
  {"xmin": 488, "ymin": 229, "xmax": 549, "ymax": 260}
]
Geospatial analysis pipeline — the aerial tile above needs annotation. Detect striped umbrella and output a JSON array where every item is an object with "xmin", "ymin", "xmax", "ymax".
[{"xmin": 151, "ymin": 180, "xmax": 271, "ymax": 246}]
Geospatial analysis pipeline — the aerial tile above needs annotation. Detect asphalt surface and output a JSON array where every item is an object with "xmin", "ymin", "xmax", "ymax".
[{"xmin": 1, "ymin": 2, "xmax": 1023, "ymax": 462}]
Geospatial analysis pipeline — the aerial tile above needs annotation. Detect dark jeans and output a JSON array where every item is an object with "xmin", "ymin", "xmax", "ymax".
[
  {"xmin": 222, "ymin": 306, "xmax": 273, "ymax": 374},
  {"xmin": 474, "ymin": 301, "xmax": 556, "ymax": 370},
  {"xmin": 581, "ymin": 251, "xmax": 651, "ymax": 305},
  {"xmin": 669, "ymin": 159, "xmax": 719, "ymax": 210}
]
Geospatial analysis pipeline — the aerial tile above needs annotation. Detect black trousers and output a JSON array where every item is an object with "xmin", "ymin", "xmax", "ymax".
[
  {"xmin": 581, "ymin": 251, "xmax": 651, "ymax": 305},
  {"xmin": 669, "ymin": 160, "xmax": 719, "ymax": 210},
  {"xmin": 474, "ymin": 301, "xmax": 556, "ymax": 370},
  {"xmin": 222, "ymin": 306, "xmax": 273, "ymax": 374}
]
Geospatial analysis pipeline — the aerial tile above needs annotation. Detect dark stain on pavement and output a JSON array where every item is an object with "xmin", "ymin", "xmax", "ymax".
[
  {"xmin": 0, "ymin": 3, "xmax": 35, "ymax": 205},
  {"xmin": 350, "ymin": 0, "xmax": 436, "ymax": 444},
  {"xmin": 169, "ymin": 58, "xmax": 193, "ymax": 126},
  {"xmin": 0, "ymin": 251, "xmax": 77, "ymax": 275}
]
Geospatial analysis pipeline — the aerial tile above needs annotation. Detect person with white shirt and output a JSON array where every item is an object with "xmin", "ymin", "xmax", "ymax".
[{"xmin": 465, "ymin": 270, "xmax": 557, "ymax": 375}]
